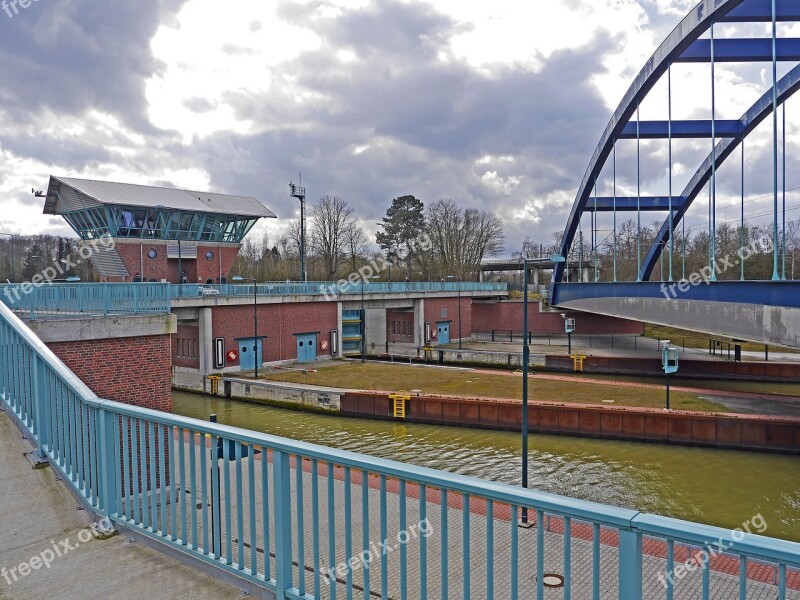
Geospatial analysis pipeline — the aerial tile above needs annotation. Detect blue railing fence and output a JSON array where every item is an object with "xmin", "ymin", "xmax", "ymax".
[
  {"xmin": 171, "ymin": 280, "xmax": 507, "ymax": 299},
  {"xmin": 0, "ymin": 299, "xmax": 798, "ymax": 599},
  {"xmin": 0, "ymin": 282, "xmax": 170, "ymax": 320}
]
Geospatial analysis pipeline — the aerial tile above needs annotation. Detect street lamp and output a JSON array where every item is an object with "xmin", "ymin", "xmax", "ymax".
[
  {"xmin": 521, "ymin": 258, "xmax": 530, "ymax": 526},
  {"xmin": 360, "ymin": 274, "xmax": 379, "ymax": 363},
  {"xmin": 446, "ymin": 275, "xmax": 463, "ymax": 349},
  {"xmin": 289, "ymin": 181, "xmax": 307, "ymax": 282},
  {"xmin": 232, "ymin": 276, "xmax": 259, "ymax": 379}
]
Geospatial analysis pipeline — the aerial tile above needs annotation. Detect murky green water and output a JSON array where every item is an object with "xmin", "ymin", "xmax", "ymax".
[{"xmin": 172, "ymin": 391, "xmax": 800, "ymax": 542}]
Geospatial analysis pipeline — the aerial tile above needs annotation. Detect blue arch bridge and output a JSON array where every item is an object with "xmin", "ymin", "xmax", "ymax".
[
  {"xmin": 0, "ymin": 1, "xmax": 800, "ymax": 600},
  {"xmin": 549, "ymin": 0, "xmax": 800, "ymax": 349}
]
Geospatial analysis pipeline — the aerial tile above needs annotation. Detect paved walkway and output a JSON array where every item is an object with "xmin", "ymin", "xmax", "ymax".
[{"xmin": 0, "ymin": 410, "xmax": 244, "ymax": 600}]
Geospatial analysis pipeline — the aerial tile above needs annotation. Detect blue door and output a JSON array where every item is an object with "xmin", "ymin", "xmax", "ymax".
[
  {"xmin": 436, "ymin": 321, "xmax": 451, "ymax": 345},
  {"xmin": 296, "ymin": 334, "xmax": 317, "ymax": 363},
  {"xmin": 238, "ymin": 338, "xmax": 262, "ymax": 371}
]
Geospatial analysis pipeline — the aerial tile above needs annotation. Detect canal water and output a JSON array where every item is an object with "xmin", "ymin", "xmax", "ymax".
[{"xmin": 172, "ymin": 391, "xmax": 800, "ymax": 542}]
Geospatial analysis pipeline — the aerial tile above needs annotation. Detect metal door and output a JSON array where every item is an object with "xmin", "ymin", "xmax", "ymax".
[
  {"xmin": 436, "ymin": 321, "xmax": 451, "ymax": 345},
  {"xmin": 296, "ymin": 334, "xmax": 317, "ymax": 363},
  {"xmin": 238, "ymin": 338, "xmax": 262, "ymax": 371}
]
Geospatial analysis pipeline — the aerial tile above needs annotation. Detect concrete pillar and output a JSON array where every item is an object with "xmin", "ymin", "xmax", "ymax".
[
  {"xmin": 414, "ymin": 298, "xmax": 425, "ymax": 349},
  {"xmin": 532, "ymin": 268, "xmax": 540, "ymax": 292},
  {"xmin": 582, "ymin": 267, "xmax": 590, "ymax": 283},
  {"xmin": 365, "ymin": 308, "xmax": 387, "ymax": 355},
  {"xmin": 198, "ymin": 307, "xmax": 213, "ymax": 375}
]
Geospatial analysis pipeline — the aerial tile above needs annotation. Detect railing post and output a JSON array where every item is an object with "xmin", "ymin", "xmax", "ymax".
[
  {"xmin": 103, "ymin": 285, "xmax": 111, "ymax": 316},
  {"xmin": 273, "ymin": 449, "xmax": 293, "ymax": 597},
  {"xmin": 31, "ymin": 355, "xmax": 49, "ymax": 459},
  {"xmin": 133, "ymin": 284, "xmax": 140, "ymax": 314},
  {"xmin": 618, "ymin": 527, "xmax": 643, "ymax": 600},
  {"xmin": 98, "ymin": 407, "xmax": 119, "ymax": 518}
]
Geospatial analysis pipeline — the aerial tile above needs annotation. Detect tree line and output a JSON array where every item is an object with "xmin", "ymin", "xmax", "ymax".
[
  {"xmin": 233, "ymin": 194, "xmax": 505, "ymax": 281},
  {"xmin": 0, "ymin": 235, "xmax": 98, "ymax": 283},
  {"xmin": 510, "ymin": 219, "xmax": 800, "ymax": 283}
]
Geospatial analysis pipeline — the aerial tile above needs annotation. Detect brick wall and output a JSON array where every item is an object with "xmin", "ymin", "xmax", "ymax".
[
  {"xmin": 472, "ymin": 302, "xmax": 643, "ymax": 335},
  {"xmin": 212, "ymin": 302, "xmax": 339, "ymax": 365},
  {"xmin": 424, "ymin": 297, "xmax": 472, "ymax": 342},
  {"xmin": 172, "ymin": 324, "xmax": 200, "ymax": 369},
  {"xmin": 387, "ymin": 310, "xmax": 414, "ymax": 343},
  {"xmin": 48, "ymin": 335, "xmax": 172, "ymax": 412},
  {"xmin": 113, "ymin": 241, "xmax": 240, "ymax": 283}
]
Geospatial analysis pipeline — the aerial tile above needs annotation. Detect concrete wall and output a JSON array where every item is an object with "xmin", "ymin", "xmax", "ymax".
[
  {"xmin": 222, "ymin": 378, "xmax": 342, "ymax": 411},
  {"xmin": 472, "ymin": 301, "xmax": 644, "ymax": 335},
  {"xmin": 341, "ymin": 392, "xmax": 800, "ymax": 454}
]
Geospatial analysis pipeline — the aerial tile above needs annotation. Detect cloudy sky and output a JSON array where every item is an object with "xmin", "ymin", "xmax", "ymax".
[{"xmin": 0, "ymin": 0, "xmax": 797, "ymax": 255}]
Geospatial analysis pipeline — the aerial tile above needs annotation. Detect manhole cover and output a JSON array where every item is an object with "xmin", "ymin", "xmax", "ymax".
[{"xmin": 543, "ymin": 573, "xmax": 565, "ymax": 588}]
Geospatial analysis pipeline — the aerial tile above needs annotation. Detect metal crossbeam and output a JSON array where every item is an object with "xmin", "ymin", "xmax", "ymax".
[
  {"xmin": 584, "ymin": 197, "xmax": 689, "ymax": 212},
  {"xmin": 720, "ymin": 0, "xmax": 800, "ymax": 22},
  {"xmin": 619, "ymin": 120, "xmax": 740, "ymax": 139},
  {"xmin": 678, "ymin": 38, "xmax": 800, "ymax": 62}
]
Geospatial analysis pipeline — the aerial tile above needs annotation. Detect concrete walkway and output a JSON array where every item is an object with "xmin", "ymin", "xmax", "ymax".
[{"xmin": 0, "ymin": 410, "xmax": 244, "ymax": 600}]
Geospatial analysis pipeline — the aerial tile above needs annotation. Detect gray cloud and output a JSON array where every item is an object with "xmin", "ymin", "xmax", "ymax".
[{"xmin": 0, "ymin": 0, "xmax": 778, "ymax": 257}]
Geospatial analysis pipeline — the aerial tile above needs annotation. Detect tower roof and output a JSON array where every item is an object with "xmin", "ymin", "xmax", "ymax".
[{"xmin": 43, "ymin": 175, "xmax": 276, "ymax": 218}]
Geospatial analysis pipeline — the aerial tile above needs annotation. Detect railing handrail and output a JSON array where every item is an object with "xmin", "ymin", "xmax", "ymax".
[
  {"xmin": 63, "ymin": 384, "xmax": 800, "ymax": 568},
  {"xmin": 0, "ymin": 300, "xmax": 98, "ymax": 403}
]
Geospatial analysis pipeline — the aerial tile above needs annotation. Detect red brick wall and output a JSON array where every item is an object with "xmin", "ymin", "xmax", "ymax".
[
  {"xmin": 113, "ymin": 241, "xmax": 240, "ymax": 283},
  {"xmin": 172, "ymin": 324, "xmax": 200, "ymax": 369},
  {"xmin": 424, "ymin": 297, "xmax": 472, "ymax": 341},
  {"xmin": 387, "ymin": 310, "xmax": 414, "ymax": 342},
  {"xmin": 472, "ymin": 302, "xmax": 643, "ymax": 335},
  {"xmin": 212, "ymin": 302, "xmax": 339, "ymax": 364},
  {"xmin": 48, "ymin": 335, "xmax": 172, "ymax": 412}
]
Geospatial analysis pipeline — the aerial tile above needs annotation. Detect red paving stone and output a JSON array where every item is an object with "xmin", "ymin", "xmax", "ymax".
[{"xmin": 179, "ymin": 430, "xmax": 800, "ymax": 590}]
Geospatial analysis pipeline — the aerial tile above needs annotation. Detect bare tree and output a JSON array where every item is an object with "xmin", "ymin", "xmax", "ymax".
[
  {"xmin": 310, "ymin": 195, "xmax": 357, "ymax": 280},
  {"xmin": 344, "ymin": 220, "xmax": 368, "ymax": 274},
  {"xmin": 426, "ymin": 199, "xmax": 504, "ymax": 280}
]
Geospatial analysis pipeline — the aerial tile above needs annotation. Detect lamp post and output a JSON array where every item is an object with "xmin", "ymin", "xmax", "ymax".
[
  {"xmin": 446, "ymin": 275, "xmax": 463, "ymax": 349},
  {"xmin": 0, "ymin": 233, "xmax": 16, "ymax": 282},
  {"xmin": 232, "ymin": 276, "xmax": 259, "ymax": 379},
  {"xmin": 521, "ymin": 259, "xmax": 530, "ymax": 525},
  {"xmin": 360, "ymin": 274, "xmax": 378, "ymax": 363},
  {"xmin": 289, "ymin": 181, "xmax": 307, "ymax": 282}
]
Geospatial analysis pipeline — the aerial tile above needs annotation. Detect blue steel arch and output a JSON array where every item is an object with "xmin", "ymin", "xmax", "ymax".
[
  {"xmin": 639, "ymin": 63, "xmax": 800, "ymax": 281},
  {"xmin": 553, "ymin": 0, "xmax": 800, "ymax": 286}
]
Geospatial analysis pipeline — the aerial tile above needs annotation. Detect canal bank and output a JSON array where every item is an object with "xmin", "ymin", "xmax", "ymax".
[
  {"xmin": 173, "ymin": 366, "xmax": 800, "ymax": 454},
  {"xmin": 171, "ymin": 390, "xmax": 800, "ymax": 543}
]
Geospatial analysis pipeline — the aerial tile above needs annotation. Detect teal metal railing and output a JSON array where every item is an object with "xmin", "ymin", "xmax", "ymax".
[
  {"xmin": 1, "ymin": 300, "xmax": 798, "ymax": 599},
  {"xmin": 170, "ymin": 280, "xmax": 507, "ymax": 299},
  {"xmin": 0, "ymin": 282, "xmax": 170, "ymax": 320}
]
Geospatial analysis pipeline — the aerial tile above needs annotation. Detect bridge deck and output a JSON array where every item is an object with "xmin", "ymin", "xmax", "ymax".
[{"xmin": 0, "ymin": 411, "xmax": 243, "ymax": 600}]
